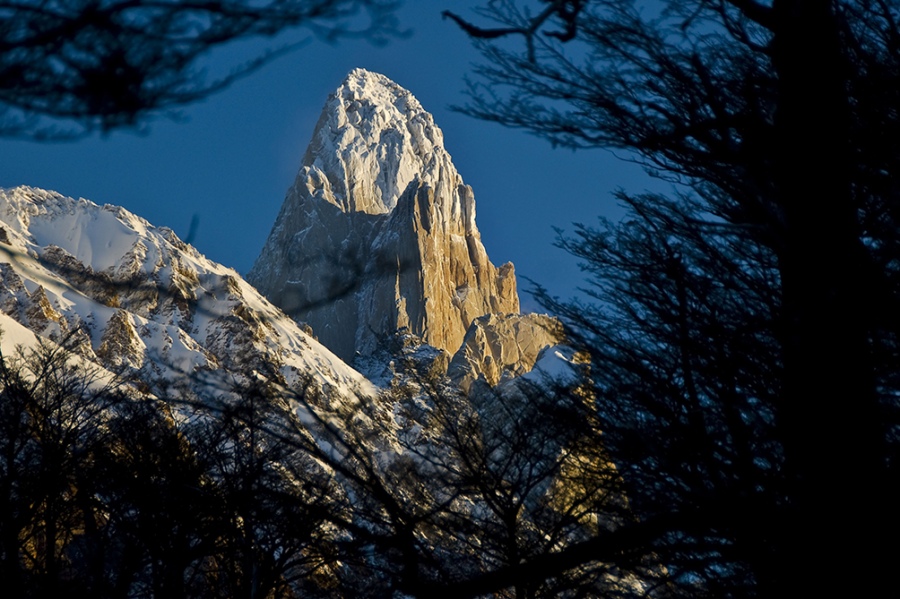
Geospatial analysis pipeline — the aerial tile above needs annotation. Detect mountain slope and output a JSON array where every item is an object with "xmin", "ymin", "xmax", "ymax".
[{"xmin": 0, "ymin": 185, "xmax": 372, "ymax": 400}]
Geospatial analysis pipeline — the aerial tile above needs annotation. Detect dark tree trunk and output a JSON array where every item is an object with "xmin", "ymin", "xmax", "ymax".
[{"xmin": 770, "ymin": 1, "xmax": 888, "ymax": 596}]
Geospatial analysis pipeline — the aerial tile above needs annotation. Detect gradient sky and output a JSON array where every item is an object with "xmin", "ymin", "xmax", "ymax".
[{"xmin": 0, "ymin": 1, "xmax": 665, "ymax": 313}]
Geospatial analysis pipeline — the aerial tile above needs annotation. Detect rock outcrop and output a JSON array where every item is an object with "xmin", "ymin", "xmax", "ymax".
[
  {"xmin": 247, "ymin": 69, "xmax": 519, "ymax": 362},
  {"xmin": 448, "ymin": 312, "xmax": 565, "ymax": 392}
]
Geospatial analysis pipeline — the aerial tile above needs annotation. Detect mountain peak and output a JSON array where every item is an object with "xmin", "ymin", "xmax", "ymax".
[
  {"xmin": 248, "ymin": 70, "xmax": 519, "ymax": 361},
  {"xmin": 301, "ymin": 69, "xmax": 448, "ymax": 215},
  {"xmin": 339, "ymin": 68, "xmax": 424, "ymax": 113}
]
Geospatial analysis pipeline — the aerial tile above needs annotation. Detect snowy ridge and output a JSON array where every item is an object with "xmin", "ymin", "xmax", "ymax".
[{"xmin": 0, "ymin": 186, "xmax": 373, "ymax": 400}]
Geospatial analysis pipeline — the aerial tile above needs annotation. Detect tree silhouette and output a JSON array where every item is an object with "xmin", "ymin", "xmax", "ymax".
[
  {"xmin": 0, "ymin": 334, "xmax": 127, "ymax": 597},
  {"xmin": 0, "ymin": 332, "xmax": 354, "ymax": 597},
  {"xmin": 446, "ymin": 1, "xmax": 900, "ymax": 597},
  {"xmin": 267, "ymin": 358, "xmax": 645, "ymax": 599},
  {"xmin": 185, "ymin": 377, "xmax": 345, "ymax": 599},
  {"xmin": 0, "ymin": 0, "xmax": 401, "ymax": 139},
  {"xmin": 0, "ymin": 310, "xmax": 656, "ymax": 597}
]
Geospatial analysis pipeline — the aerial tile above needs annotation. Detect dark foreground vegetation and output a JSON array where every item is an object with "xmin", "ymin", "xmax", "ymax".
[
  {"xmin": 444, "ymin": 1, "xmax": 900, "ymax": 597},
  {"xmin": 0, "ymin": 335, "xmax": 637, "ymax": 599}
]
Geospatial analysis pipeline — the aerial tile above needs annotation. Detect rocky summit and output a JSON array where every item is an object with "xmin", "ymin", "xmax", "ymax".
[
  {"xmin": 447, "ymin": 312, "xmax": 565, "ymax": 392},
  {"xmin": 247, "ymin": 69, "xmax": 519, "ymax": 362}
]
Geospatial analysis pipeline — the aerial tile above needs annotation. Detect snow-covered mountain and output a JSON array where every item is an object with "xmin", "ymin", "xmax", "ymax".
[
  {"xmin": 248, "ymin": 69, "xmax": 519, "ymax": 362},
  {"xmin": 0, "ymin": 186, "xmax": 372, "ymax": 400},
  {"xmin": 0, "ymin": 70, "xmax": 566, "ymax": 406},
  {"xmin": 0, "ymin": 74, "xmax": 609, "ymax": 597}
]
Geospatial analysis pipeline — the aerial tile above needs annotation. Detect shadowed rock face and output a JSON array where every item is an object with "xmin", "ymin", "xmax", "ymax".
[{"xmin": 248, "ymin": 69, "xmax": 519, "ymax": 361}]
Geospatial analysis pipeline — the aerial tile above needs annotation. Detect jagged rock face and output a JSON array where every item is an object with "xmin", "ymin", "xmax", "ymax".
[
  {"xmin": 0, "ymin": 186, "xmax": 371, "ymax": 398},
  {"xmin": 248, "ymin": 69, "xmax": 519, "ymax": 362},
  {"xmin": 96, "ymin": 309, "xmax": 144, "ymax": 370},
  {"xmin": 447, "ymin": 313, "xmax": 565, "ymax": 392}
]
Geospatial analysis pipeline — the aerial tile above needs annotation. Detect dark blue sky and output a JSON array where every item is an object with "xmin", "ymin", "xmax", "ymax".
[{"xmin": 0, "ymin": 1, "xmax": 661, "ymax": 312}]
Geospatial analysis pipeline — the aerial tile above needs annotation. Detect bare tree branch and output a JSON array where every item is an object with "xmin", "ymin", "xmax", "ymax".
[{"xmin": 0, "ymin": 0, "xmax": 403, "ymax": 139}]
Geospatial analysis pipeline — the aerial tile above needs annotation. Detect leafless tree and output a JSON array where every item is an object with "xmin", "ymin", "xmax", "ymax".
[
  {"xmin": 445, "ymin": 1, "xmax": 900, "ymax": 597},
  {"xmin": 0, "ymin": 0, "xmax": 401, "ymax": 139}
]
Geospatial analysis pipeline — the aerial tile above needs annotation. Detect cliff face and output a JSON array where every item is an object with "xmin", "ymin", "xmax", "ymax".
[{"xmin": 247, "ymin": 69, "xmax": 518, "ymax": 361}]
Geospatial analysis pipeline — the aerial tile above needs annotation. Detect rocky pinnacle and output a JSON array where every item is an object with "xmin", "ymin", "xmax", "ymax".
[{"xmin": 248, "ymin": 69, "xmax": 519, "ymax": 361}]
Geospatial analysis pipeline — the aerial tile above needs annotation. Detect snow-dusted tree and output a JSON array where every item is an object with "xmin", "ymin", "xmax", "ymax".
[{"xmin": 446, "ymin": 1, "xmax": 900, "ymax": 597}]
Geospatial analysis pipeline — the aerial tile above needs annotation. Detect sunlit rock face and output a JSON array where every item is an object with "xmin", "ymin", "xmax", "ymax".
[
  {"xmin": 448, "ymin": 312, "xmax": 565, "ymax": 392},
  {"xmin": 248, "ymin": 68, "xmax": 519, "ymax": 362}
]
